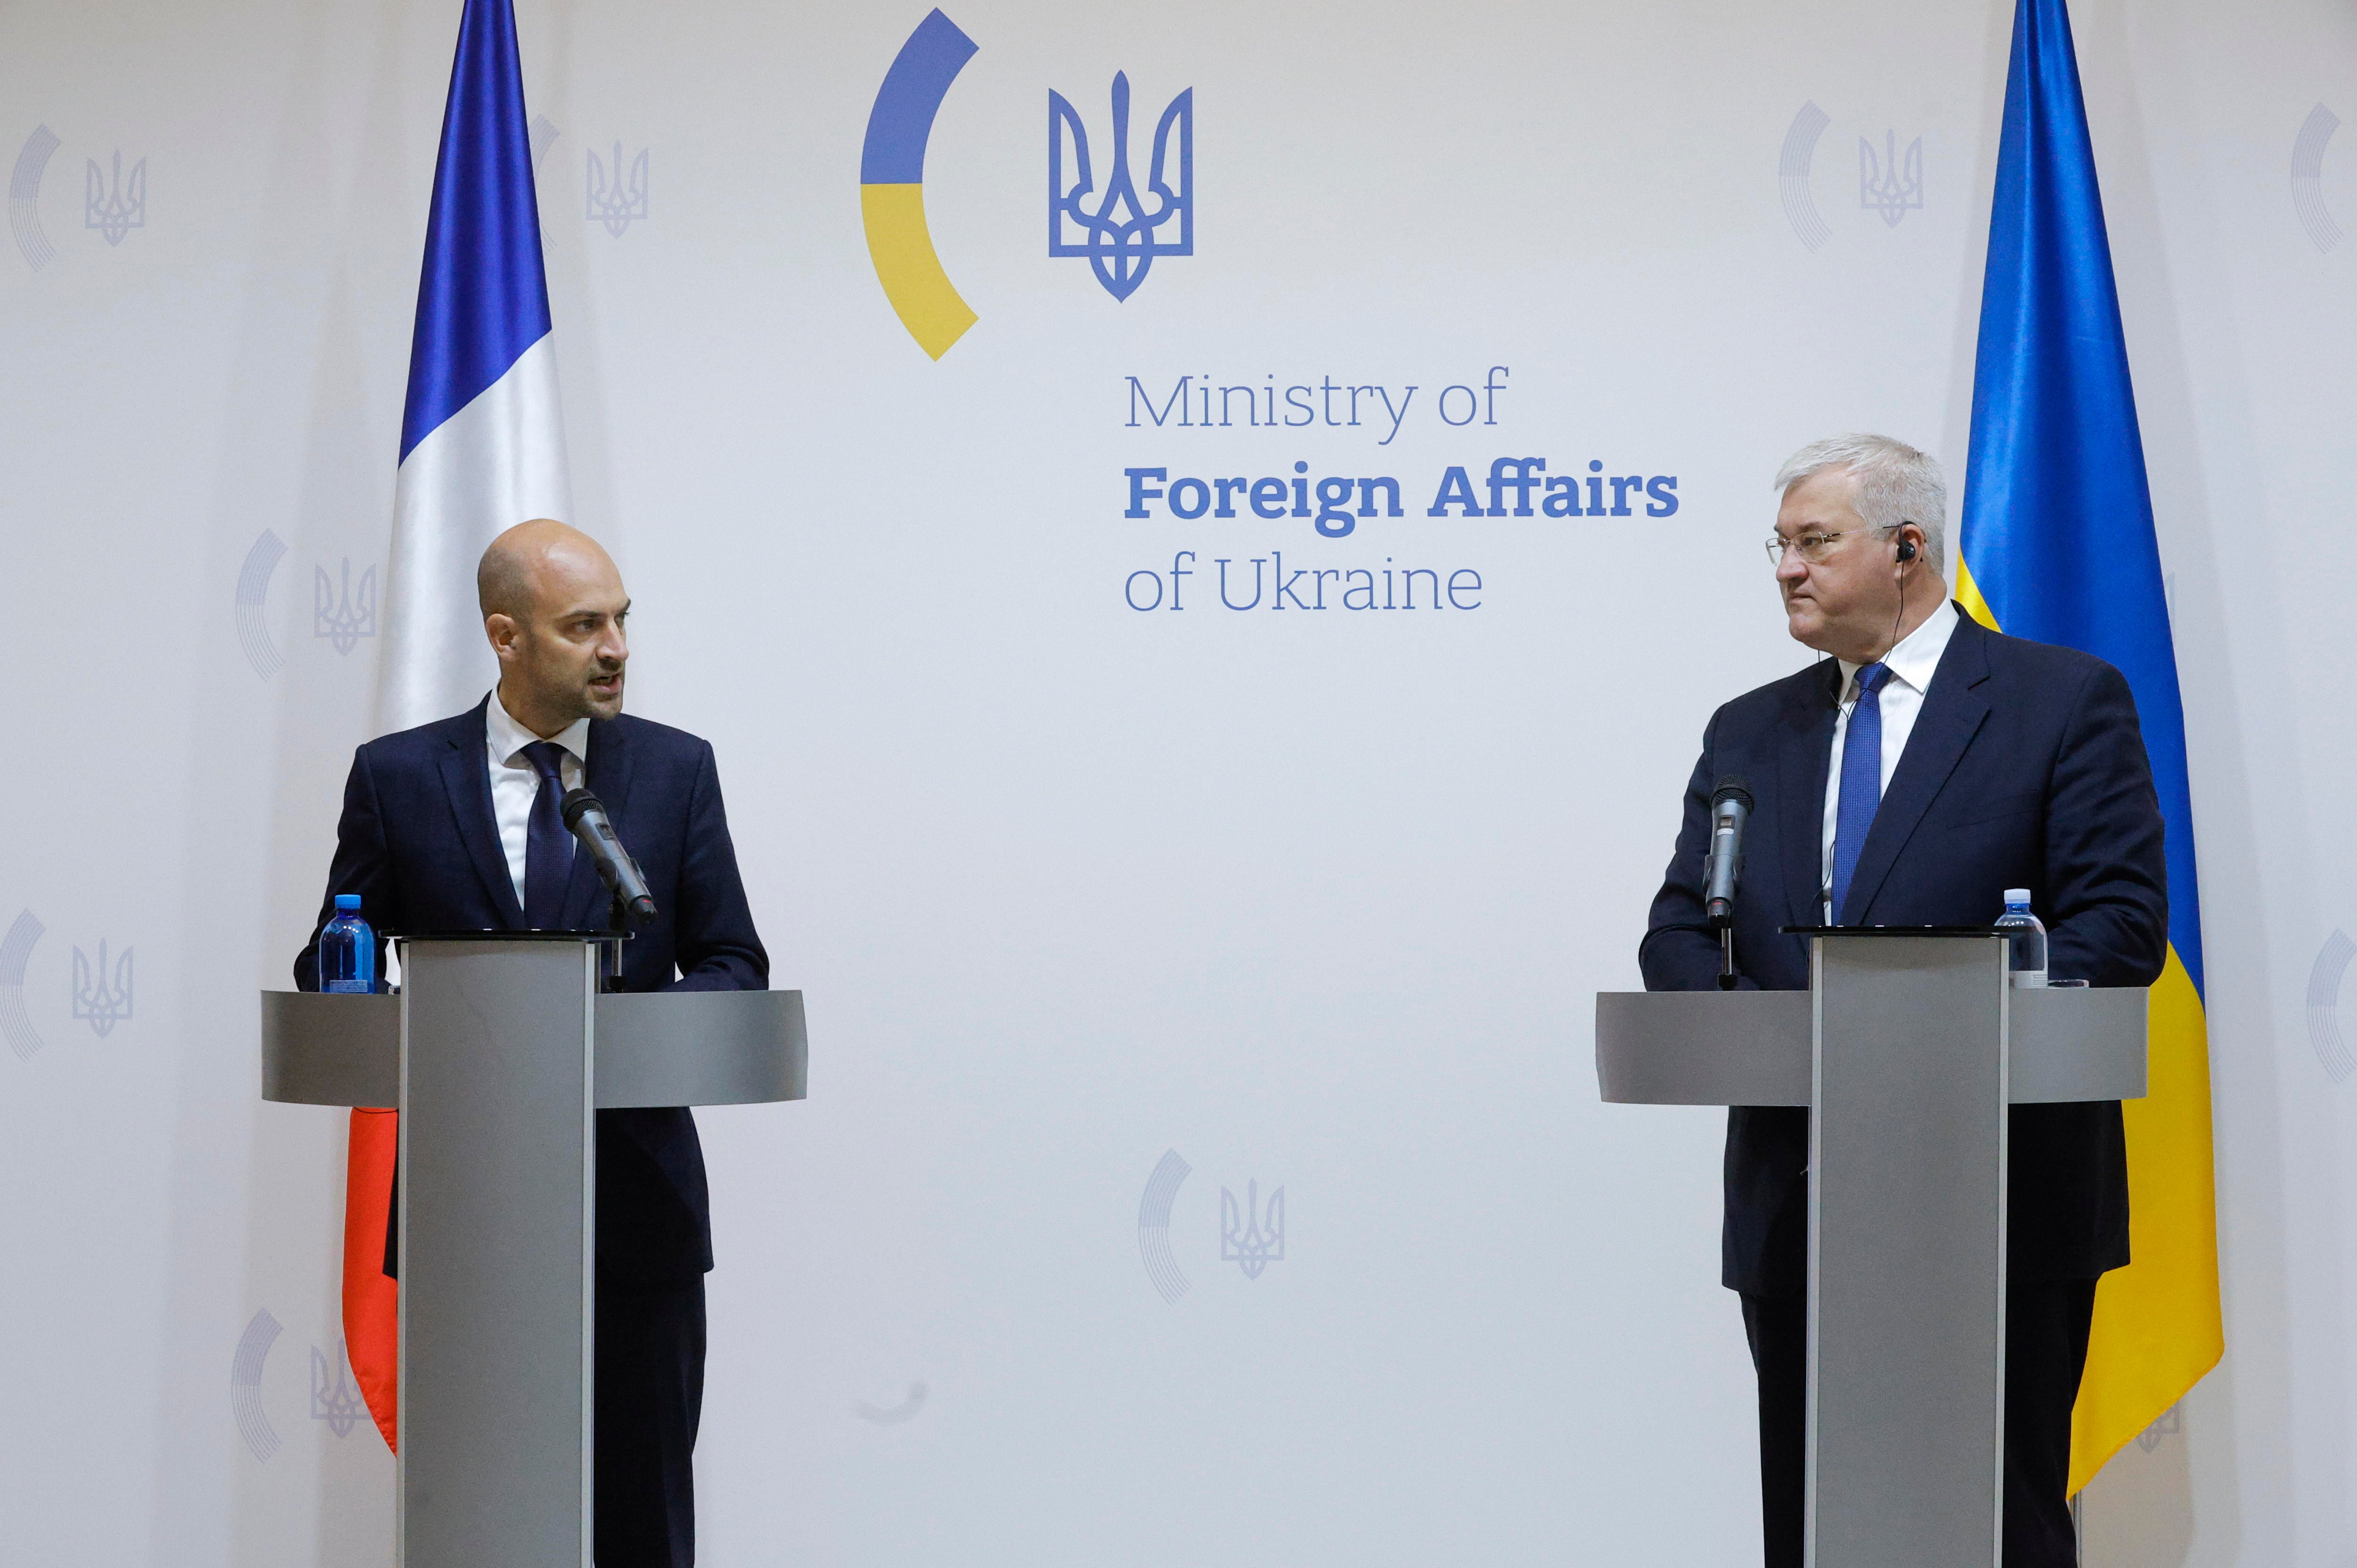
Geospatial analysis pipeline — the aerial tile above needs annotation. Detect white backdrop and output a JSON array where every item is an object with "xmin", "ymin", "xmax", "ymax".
[{"xmin": 3, "ymin": 0, "xmax": 2356, "ymax": 1563}]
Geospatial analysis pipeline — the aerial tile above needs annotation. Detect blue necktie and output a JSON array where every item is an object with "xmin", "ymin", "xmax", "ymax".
[
  {"xmin": 1829, "ymin": 663, "xmax": 1891, "ymax": 923},
  {"xmin": 521, "ymin": 741, "xmax": 572, "ymax": 928}
]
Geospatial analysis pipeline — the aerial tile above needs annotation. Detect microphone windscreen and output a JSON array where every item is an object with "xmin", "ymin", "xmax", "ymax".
[
  {"xmin": 560, "ymin": 787, "xmax": 604, "ymax": 831},
  {"xmin": 1711, "ymin": 775, "xmax": 1753, "ymax": 812}
]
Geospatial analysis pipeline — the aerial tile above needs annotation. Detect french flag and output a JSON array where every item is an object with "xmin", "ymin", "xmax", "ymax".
[
  {"xmin": 379, "ymin": 0, "xmax": 571, "ymax": 734},
  {"xmin": 347, "ymin": 0, "xmax": 569, "ymax": 1452}
]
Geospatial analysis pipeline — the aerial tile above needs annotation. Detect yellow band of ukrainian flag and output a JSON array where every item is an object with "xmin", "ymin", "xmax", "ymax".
[{"xmin": 1960, "ymin": 561, "xmax": 2222, "ymax": 1493}]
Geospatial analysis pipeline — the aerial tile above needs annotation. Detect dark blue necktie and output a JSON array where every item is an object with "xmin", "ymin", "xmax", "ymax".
[
  {"xmin": 521, "ymin": 740, "xmax": 572, "ymax": 928},
  {"xmin": 1829, "ymin": 662, "xmax": 1891, "ymax": 923}
]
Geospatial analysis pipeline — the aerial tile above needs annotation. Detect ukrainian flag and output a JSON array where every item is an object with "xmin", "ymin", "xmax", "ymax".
[{"xmin": 1956, "ymin": 0, "xmax": 2222, "ymax": 1494}]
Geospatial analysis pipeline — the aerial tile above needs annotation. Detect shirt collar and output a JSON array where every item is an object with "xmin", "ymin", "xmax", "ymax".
[
  {"xmin": 1836, "ymin": 599, "xmax": 1961, "ymax": 701},
  {"xmin": 485, "ymin": 689, "xmax": 591, "ymax": 768}
]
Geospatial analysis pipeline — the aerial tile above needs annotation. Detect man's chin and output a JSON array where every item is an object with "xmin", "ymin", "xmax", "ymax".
[{"xmin": 584, "ymin": 682, "xmax": 624, "ymax": 718}]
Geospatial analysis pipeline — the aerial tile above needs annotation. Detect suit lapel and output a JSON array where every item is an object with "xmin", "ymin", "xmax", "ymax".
[
  {"xmin": 1776, "ymin": 661, "xmax": 1842, "ymax": 926},
  {"xmin": 437, "ymin": 701, "xmax": 526, "ymax": 930},
  {"xmin": 559, "ymin": 718, "xmax": 637, "ymax": 930},
  {"xmin": 1839, "ymin": 616, "xmax": 1994, "ymax": 924}
]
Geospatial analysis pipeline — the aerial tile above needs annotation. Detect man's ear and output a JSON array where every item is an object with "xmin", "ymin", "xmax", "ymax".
[{"xmin": 484, "ymin": 613, "xmax": 520, "ymax": 661}]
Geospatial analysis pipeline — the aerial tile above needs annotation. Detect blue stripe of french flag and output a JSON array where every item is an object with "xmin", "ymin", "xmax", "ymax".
[{"xmin": 379, "ymin": 0, "xmax": 570, "ymax": 734}]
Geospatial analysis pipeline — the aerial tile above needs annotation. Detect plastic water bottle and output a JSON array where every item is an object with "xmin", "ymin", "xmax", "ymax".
[
  {"xmin": 318, "ymin": 894, "xmax": 377, "ymax": 994},
  {"xmin": 1994, "ymin": 889, "xmax": 2047, "ymax": 989}
]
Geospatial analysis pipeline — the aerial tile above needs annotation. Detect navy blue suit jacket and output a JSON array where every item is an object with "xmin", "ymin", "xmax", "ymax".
[
  {"xmin": 1640, "ymin": 607, "xmax": 2167, "ymax": 1297},
  {"xmin": 295, "ymin": 698, "xmax": 768, "ymax": 1283}
]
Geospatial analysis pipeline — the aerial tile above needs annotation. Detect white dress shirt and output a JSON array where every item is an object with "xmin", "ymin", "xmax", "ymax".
[
  {"xmin": 1819, "ymin": 602, "xmax": 1962, "ymax": 918},
  {"xmin": 484, "ymin": 690, "xmax": 589, "ymax": 909}
]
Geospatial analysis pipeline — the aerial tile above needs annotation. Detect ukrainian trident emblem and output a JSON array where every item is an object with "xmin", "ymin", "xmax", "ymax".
[
  {"xmin": 586, "ymin": 143, "xmax": 648, "ymax": 238},
  {"xmin": 311, "ymin": 1341, "xmax": 369, "ymax": 1436},
  {"xmin": 71, "ymin": 940, "xmax": 133, "ymax": 1038},
  {"xmin": 1858, "ymin": 131, "xmax": 1923, "ymax": 227},
  {"xmin": 85, "ymin": 150, "xmax": 146, "ymax": 245},
  {"xmin": 1219, "ymin": 1178, "xmax": 1285, "ymax": 1280},
  {"xmin": 313, "ymin": 559, "xmax": 377, "ymax": 655},
  {"xmin": 1048, "ymin": 73, "xmax": 1193, "ymax": 302}
]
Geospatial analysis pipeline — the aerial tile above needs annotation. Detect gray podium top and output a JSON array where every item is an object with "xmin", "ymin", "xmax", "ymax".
[
  {"xmin": 1593, "ymin": 983, "xmax": 2147, "ymax": 1106},
  {"xmin": 260, "ymin": 988, "xmax": 808, "ymax": 1109}
]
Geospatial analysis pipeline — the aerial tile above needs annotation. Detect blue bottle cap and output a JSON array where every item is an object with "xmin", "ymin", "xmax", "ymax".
[{"xmin": 334, "ymin": 893, "xmax": 362, "ymax": 911}]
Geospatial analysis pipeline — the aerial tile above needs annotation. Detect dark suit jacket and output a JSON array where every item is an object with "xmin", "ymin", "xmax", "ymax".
[
  {"xmin": 1640, "ymin": 606, "xmax": 2167, "ymax": 1297},
  {"xmin": 294, "ymin": 698, "xmax": 769, "ymax": 1283}
]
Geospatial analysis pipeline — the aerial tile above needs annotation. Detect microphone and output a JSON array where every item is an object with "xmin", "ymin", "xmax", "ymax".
[
  {"xmin": 1704, "ymin": 775, "xmax": 1753, "ymax": 929},
  {"xmin": 560, "ymin": 788, "xmax": 658, "ymax": 925}
]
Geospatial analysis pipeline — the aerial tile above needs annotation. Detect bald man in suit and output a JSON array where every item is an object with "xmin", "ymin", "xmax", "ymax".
[{"xmin": 297, "ymin": 520, "xmax": 765, "ymax": 1567}]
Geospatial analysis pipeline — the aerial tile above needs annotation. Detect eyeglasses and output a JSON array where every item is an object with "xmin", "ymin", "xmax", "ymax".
[{"xmin": 1764, "ymin": 525, "xmax": 1897, "ymax": 569}]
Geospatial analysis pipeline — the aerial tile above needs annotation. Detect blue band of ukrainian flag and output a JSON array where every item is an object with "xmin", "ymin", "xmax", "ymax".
[{"xmin": 1961, "ymin": 0, "xmax": 2221, "ymax": 1496}]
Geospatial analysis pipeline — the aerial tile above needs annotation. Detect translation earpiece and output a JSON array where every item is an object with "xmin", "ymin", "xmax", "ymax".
[{"xmin": 1896, "ymin": 539, "xmax": 1918, "ymax": 563}]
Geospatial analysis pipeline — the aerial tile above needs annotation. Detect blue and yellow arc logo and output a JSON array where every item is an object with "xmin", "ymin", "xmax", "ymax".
[{"xmin": 859, "ymin": 10, "xmax": 979, "ymax": 360}]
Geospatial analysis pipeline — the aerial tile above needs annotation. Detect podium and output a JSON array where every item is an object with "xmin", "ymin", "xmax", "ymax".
[
  {"xmin": 261, "ymin": 934, "xmax": 807, "ymax": 1568},
  {"xmin": 1595, "ymin": 930, "xmax": 2147, "ymax": 1568}
]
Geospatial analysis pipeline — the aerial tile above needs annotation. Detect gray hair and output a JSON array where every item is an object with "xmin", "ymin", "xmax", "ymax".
[{"xmin": 1773, "ymin": 432, "xmax": 1947, "ymax": 572}]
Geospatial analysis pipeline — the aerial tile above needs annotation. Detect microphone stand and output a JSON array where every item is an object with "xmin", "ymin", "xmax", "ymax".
[
  {"xmin": 1704, "ymin": 776, "xmax": 1753, "ymax": 993},
  {"xmin": 598, "ymin": 891, "xmax": 629, "ymax": 994}
]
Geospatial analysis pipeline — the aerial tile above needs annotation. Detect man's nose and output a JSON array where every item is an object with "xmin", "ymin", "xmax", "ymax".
[{"xmin": 1774, "ymin": 546, "xmax": 1808, "ymax": 584}]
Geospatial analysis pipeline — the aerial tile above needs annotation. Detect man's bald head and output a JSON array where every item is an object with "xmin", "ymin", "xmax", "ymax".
[
  {"xmin": 478, "ymin": 518, "xmax": 617, "ymax": 619},
  {"xmin": 478, "ymin": 519, "xmax": 632, "ymax": 734}
]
